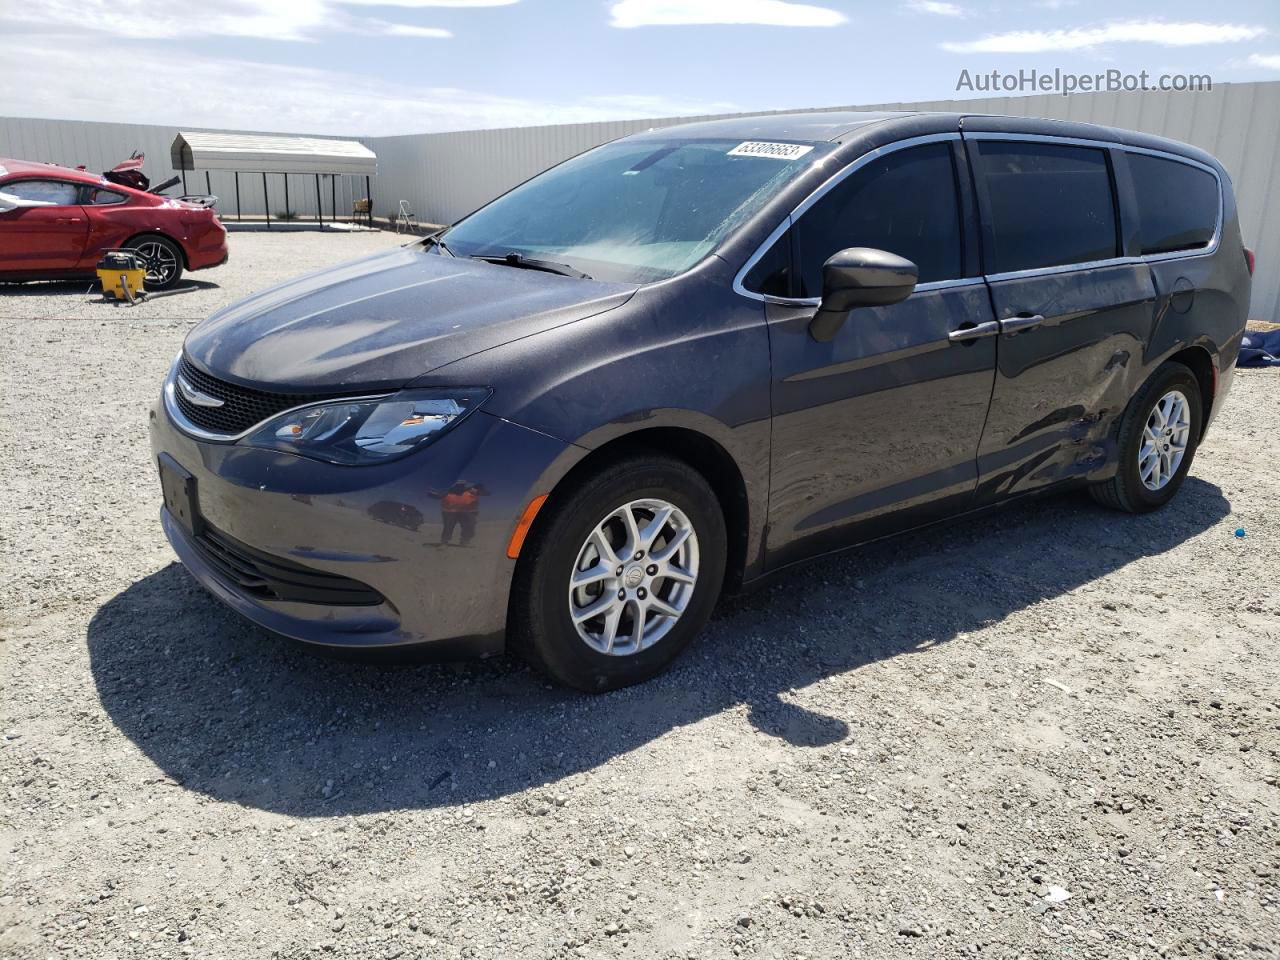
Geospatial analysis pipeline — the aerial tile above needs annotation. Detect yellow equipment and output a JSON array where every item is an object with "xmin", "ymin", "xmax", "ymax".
[{"xmin": 97, "ymin": 250, "xmax": 146, "ymax": 302}]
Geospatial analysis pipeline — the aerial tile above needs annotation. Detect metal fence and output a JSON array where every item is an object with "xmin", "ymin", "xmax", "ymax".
[{"xmin": 3, "ymin": 80, "xmax": 1278, "ymax": 319}]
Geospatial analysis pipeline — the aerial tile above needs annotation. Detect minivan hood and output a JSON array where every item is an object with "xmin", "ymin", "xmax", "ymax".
[{"xmin": 183, "ymin": 245, "xmax": 636, "ymax": 391}]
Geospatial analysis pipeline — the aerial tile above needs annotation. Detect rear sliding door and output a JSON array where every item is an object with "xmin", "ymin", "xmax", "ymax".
[{"xmin": 965, "ymin": 135, "xmax": 1158, "ymax": 501}]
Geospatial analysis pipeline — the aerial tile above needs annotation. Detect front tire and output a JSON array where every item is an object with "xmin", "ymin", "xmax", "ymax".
[
  {"xmin": 126, "ymin": 235, "xmax": 184, "ymax": 290},
  {"xmin": 1090, "ymin": 361, "xmax": 1203, "ymax": 513},
  {"xmin": 512, "ymin": 454, "xmax": 727, "ymax": 692}
]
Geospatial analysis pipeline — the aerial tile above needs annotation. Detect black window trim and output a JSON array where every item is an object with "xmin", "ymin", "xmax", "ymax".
[
  {"xmin": 733, "ymin": 132, "xmax": 987, "ymax": 306},
  {"xmin": 964, "ymin": 132, "xmax": 1225, "ymax": 283}
]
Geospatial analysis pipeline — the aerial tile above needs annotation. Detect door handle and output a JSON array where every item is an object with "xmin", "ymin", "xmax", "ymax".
[
  {"xmin": 54, "ymin": 216, "xmax": 82, "ymax": 223},
  {"xmin": 948, "ymin": 320, "xmax": 1001, "ymax": 342},
  {"xmin": 1001, "ymin": 313, "xmax": 1045, "ymax": 335}
]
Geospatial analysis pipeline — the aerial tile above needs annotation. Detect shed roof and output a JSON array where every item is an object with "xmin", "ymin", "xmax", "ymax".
[{"xmin": 170, "ymin": 132, "xmax": 377, "ymax": 176}]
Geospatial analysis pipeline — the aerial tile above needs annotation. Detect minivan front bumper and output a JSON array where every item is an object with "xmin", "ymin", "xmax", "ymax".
[{"xmin": 148, "ymin": 396, "xmax": 579, "ymax": 655}]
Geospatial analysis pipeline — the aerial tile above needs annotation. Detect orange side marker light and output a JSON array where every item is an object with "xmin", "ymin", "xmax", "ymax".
[{"xmin": 506, "ymin": 494, "xmax": 548, "ymax": 559}]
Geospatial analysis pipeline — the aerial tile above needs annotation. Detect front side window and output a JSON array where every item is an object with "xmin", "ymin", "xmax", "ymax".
[
  {"xmin": 2, "ymin": 179, "xmax": 81, "ymax": 206},
  {"xmin": 975, "ymin": 141, "xmax": 1117, "ymax": 274},
  {"xmin": 442, "ymin": 137, "xmax": 836, "ymax": 283},
  {"xmin": 788, "ymin": 142, "xmax": 964, "ymax": 298},
  {"xmin": 1128, "ymin": 154, "xmax": 1219, "ymax": 255}
]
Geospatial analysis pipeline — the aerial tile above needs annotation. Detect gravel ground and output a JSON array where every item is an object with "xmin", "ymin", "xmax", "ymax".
[{"xmin": 2, "ymin": 231, "xmax": 1277, "ymax": 960}]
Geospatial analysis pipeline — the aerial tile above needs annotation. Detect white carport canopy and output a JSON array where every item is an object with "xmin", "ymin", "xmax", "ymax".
[{"xmin": 170, "ymin": 132, "xmax": 377, "ymax": 176}]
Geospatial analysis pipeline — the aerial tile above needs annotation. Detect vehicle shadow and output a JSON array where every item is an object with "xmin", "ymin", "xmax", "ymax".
[
  {"xmin": 0, "ymin": 278, "xmax": 220, "ymax": 297},
  {"xmin": 0, "ymin": 279, "xmax": 98, "ymax": 295},
  {"xmin": 86, "ymin": 477, "xmax": 1230, "ymax": 817}
]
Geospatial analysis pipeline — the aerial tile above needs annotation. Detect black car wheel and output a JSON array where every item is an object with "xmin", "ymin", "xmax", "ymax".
[
  {"xmin": 127, "ymin": 235, "xmax": 184, "ymax": 290},
  {"xmin": 512, "ymin": 454, "xmax": 727, "ymax": 692},
  {"xmin": 1090, "ymin": 361, "xmax": 1203, "ymax": 513}
]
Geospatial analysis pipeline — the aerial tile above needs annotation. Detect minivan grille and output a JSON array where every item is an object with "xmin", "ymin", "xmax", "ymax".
[
  {"xmin": 173, "ymin": 355, "xmax": 335, "ymax": 436},
  {"xmin": 192, "ymin": 523, "xmax": 386, "ymax": 607}
]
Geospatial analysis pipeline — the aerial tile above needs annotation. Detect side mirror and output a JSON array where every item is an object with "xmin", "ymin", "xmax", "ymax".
[{"xmin": 809, "ymin": 247, "xmax": 918, "ymax": 342}]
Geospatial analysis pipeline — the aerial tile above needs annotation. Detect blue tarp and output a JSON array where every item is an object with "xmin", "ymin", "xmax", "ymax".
[{"xmin": 1239, "ymin": 329, "xmax": 1280, "ymax": 367}]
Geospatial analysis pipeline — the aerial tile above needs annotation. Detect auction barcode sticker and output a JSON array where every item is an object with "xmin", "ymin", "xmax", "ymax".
[{"xmin": 727, "ymin": 141, "xmax": 814, "ymax": 161}]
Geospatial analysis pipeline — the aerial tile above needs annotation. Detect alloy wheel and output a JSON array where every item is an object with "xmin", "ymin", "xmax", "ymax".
[
  {"xmin": 1139, "ymin": 388, "xmax": 1191, "ymax": 491},
  {"xmin": 568, "ymin": 498, "xmax": 699, "ymax": 656},
  {"xmin": 133, "ymin": 240, "xmax": 179, "ymax": 286}
]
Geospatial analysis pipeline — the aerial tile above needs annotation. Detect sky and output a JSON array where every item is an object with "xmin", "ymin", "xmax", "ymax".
[{"xmin": 1, "ymin": 0, "xmax": 1278, "ymax": 136}]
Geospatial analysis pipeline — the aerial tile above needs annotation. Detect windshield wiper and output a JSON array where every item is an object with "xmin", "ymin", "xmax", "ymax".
[
  {"xmin": 421, "ymin": 232, "xmax": 456, "ymax": 257},
  {"xmin": 472, "ymin": 252, "xmax": 591, "ymax": 280}
]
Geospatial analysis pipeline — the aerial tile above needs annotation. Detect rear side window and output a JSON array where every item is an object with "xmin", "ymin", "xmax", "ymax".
[
  {"xmin": 83, "ymin": 187, "xmax": 127, "ymax": 205},
  {"xmin": 974, "ymin": 141, "xmax": 1118, "ymax": 274},
  {"xmin": 1128, "ymin": 154, "xmax": 1219, "ymax": 255},
  {"xmin": 3, "ymin": 179, "xmax": 80, "ymax": 205},
  {"xmin": 791, "ymin": 142, "xmax": 964, "ymax": 296}
]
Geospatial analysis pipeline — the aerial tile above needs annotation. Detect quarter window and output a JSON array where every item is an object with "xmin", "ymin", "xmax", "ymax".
[
  {"xmin": 83, "ymin": 187, "xmax": 127, "ymax": 205},
  {"xmin": 2, "ymin": 179, "xmax": 80, "ymax": 205},
  {"xmin": 974, "ymin": 141, "xmax": 1118, "ymax": 274},
  {"xmin": 791, "ymin": 142, "xmax": 964, "ymax": 296},
  {"xmin": 742, "ymin": 228, "xmax": 792, "ymax": 297},
  {"xmin": 1128, "ymin": 154, "xmax": 1218, "ymax": 255}
]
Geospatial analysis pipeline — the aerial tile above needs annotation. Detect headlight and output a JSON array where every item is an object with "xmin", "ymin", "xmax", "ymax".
[{"xmin": 241, "ymin": 388, "xmax": 488, "ymax": 465}]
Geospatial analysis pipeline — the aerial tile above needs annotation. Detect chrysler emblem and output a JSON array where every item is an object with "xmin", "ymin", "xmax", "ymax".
[{"xmin": 176, "ymin": 374, "xmax": 225, "ymax": 408}]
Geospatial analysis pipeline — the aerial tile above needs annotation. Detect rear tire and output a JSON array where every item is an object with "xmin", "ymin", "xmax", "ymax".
[
  {"xmin": 1089, "ymin": 361, "xmax": 1202, "ymax": 513},
  {"xmin": 126, "ymin": 234, "xmax": 184, "ymax": 290},
  {"xmin": 511, "ymin": 454, "xmax": 727, "ymax": 692}
]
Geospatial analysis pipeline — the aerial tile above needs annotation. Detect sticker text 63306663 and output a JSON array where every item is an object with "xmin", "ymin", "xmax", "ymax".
[{"xmin": 727, "ymin": 141, "xmax": 814, "ymax": 161}]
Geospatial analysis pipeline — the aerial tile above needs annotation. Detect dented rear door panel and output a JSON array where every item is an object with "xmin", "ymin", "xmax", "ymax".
[{"xmin": 976, "ymin": 262, "xmax": 1158, "ymax": 499}]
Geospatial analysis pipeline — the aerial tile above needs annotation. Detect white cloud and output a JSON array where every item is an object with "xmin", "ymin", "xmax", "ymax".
[
  {"xmin": 367, "ymin": 20, "xmax": 453, "ymax": 37},
  {"xmin": 610, "ymin": 0, "xmax": 846, "ymax": 29},
  {"xmin": 908, "ymin": 0, "xmax": 965, "ymax": 16},
  {"xmin": 0, "ymin": 0, "xmax": 493, "ymax": 42},
  {"xmin": 1248, "ymin": 53, "xmax": 1280, "ymax": 70},
  {"xmin": 1, "ymin": 0, "xmax": 330, "ymax": 41},
  {"xmin": 0, "ymin": 37, "xmax": 738, "ymax": 136},
  {"xmin": 943, "ymin": 20, "xmax": 1266, "ymax": 53},
  {"xmin": 335, "ymin": 0, "xmax": 515, "ymax": 5}
]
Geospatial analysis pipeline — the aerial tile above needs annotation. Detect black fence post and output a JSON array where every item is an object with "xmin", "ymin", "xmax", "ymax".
[
  {"xmin": 205, "ymin": 171, "xmax": 212, "ymax": 196},
  {"xmin": 235, "ymin": 172, "xmax": 241, "ymax": 221},
  {"xmin": 263, "ymin": 172, "xmax": 270, "ymax": 229},
  {"xmin": 315, "ymin": 173, "xmax": 322, "ymax": 225},
  {"xmin": 331, "ymin": 175, "xmax": 337, "ymax": 226},
  {"xmin": 365, "ymin": 175, "xmax": 371, "ymax": 227},
  {"xmin": 283, "ymin": 174, "xmax": 290, "ymax": 221}
]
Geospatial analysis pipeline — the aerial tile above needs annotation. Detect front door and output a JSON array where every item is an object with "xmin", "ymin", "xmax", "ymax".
[
  {"xmin": 755, "ymin": 138, "xmax": 998, "ymax": 569},
  {"xmin": 964, "ymin": 137, "xmax": 1159, "ymax": 501},
  {"xmin": 0, "ymin": 178, "xmax": 89, "ymax": 271}
]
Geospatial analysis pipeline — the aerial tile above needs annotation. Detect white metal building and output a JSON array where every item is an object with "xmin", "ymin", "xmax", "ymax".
[{"xmin": 169, "ymin": 132, "xmax": 377, "ymax": 177}]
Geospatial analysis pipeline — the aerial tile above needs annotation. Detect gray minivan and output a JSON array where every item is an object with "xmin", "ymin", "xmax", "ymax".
[{"xmin": 150, "ymin": 111, "xmax": 1252, "ymax": 690}]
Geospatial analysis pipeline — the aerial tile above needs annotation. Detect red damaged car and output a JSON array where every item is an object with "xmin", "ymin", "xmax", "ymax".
[{"xmin": 0, "ymin": 156, "xmax": 227, "ymax": 290}]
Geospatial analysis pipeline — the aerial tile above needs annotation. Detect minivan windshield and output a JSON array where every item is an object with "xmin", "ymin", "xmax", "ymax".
[{"xmin": 439, "ymin": 137, "xmax": 836, "ymax": 283}]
